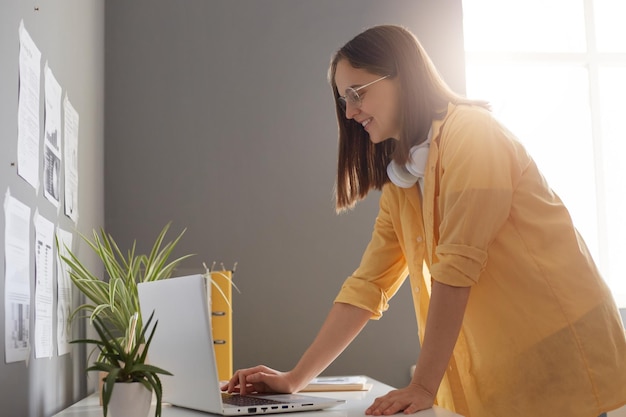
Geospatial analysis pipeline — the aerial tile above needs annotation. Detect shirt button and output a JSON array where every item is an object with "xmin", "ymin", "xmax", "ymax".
[
  {"xmin": 414, "ymin": 286, "xmax": 420, "ymax": 293},
  {"xmin": 416, "ymin": 236, "xmax": 423, "ymax": 243}
]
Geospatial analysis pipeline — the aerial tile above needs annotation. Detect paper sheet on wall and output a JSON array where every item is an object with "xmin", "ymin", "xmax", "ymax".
[
  {"xmin": 43, "ymin": 63, "xmax": 62, "ymax": 208},
  {"xmin": 4, "ymin": 190, "xmax": 32, "ymax": 363},
  {"xmin": 17, "ymin": 21, "xmax": 42, "ymax": 190},
  {"xmin": 56, "ymin": 228, "xmax": 73, "ymax": 356},
  {"xmin": 34, "ymin": 211, "xmax": 55, "ymax": 358},
  {"xmin": 63, "ymin": 95, "xmax": 79, "ymax": 224}
]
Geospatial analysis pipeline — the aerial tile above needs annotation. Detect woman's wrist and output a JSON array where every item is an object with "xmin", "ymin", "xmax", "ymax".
[
  {"xmin": 409, "ymin": 374, "xmax": 437, "ymax": 399},
  {"xmin": 285, "ymin": 368, "xmax": 313, "ymax": 392}
]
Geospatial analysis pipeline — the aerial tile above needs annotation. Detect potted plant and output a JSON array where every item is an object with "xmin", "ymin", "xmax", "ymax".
[
  {"xmin": 57, "ymin": 223, "xmax": 193, "ymax": 416},
  {"xmin": 71, "ymin": 311, "xmax": 171, "ymax": 417}
]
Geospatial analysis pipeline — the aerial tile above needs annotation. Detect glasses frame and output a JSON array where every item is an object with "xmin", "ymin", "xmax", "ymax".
[{"xmin": 337, "ymin": 75, "xmax": 390, "ymax": 113}]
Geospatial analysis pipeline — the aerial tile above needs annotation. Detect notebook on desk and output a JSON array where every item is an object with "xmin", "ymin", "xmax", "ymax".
[{"xmin": 137, "ymin": 274, "xmax": 345, "ymax": 416}]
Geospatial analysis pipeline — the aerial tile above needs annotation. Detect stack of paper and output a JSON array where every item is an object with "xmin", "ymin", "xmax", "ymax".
[{"xmin": 301, "ymin": 376, "xmax": 372, "ymax": 392}]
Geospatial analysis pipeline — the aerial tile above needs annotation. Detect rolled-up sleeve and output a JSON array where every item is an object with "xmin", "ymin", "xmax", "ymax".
[
  {"xmin": 434, "ymin": 244, "xmax": 488, "ymax": 286},
  {"xmin": 334, "ymin": 187, "xmax": 409, "ymax": 319}
]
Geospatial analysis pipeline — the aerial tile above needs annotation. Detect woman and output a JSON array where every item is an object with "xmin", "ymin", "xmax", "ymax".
[{"xmin": 225, "ymin": 25, "xmax": 626, "ymax": 417}]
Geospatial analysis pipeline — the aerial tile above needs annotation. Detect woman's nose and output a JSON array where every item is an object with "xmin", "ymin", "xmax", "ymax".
[{"xmin": 344, "ymin": 102, "xmax": 360, "ymax": 119}]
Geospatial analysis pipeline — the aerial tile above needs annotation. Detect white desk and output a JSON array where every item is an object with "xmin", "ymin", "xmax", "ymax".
[{"xmin": 52, "ymin": 377, "xmax": 462, "ymax": 417}]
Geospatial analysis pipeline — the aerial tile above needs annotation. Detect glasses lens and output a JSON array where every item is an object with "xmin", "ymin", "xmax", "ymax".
[{"xmin": 346, "ymin": 88, "xmax": 361, "ymax": 108}]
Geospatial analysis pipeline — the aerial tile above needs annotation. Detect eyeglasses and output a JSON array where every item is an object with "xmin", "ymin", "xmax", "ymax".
[{"xmin": 337, "ymin": 75, "xmax": 390, "ymax": 113}]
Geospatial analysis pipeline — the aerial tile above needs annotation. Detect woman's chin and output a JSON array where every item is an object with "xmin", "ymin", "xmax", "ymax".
[{"xmin": 369, "ymin": 135, "xmax": 396, "ymax": 144}]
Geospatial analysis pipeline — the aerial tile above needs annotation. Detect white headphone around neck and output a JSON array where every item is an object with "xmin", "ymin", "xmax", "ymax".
[{"xmin": 386, "ymin": 128, "xmax": 432, "ymax": 188}]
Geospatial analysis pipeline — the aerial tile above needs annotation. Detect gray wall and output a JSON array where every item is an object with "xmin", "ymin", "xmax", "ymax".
[
  {"xmin": 105, "ymin": 0, "xmax": 466, "ymax": 389},
  {"xmin": 0, "ymin": 1, "xmax": 105, "ymax": 416}
]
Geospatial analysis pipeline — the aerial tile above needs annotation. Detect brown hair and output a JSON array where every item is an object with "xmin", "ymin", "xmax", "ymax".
[{"xmin": 329, "ymin": 25, "xmax": 488, "ymax": 212}]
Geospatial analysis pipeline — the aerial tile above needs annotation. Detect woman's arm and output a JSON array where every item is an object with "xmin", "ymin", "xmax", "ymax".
[
  {"xmin": 411, "ymin": 280, "xmax": 470, "ymax": 393},
  {"xmin": 224, "ymin": 302, "xmax": 371, "ymax": 395},
  {"xmin": 290, "ymin": 302, "xmax": 372, "ymax": 388},
  {"xmin": 366, "ymin": 280, "xmax": 470, "ymax": 415}
]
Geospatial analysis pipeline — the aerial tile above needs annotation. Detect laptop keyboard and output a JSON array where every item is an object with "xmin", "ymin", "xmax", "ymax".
[{"xmin": 222, "ymin": 393, "xmax": 285, "ymax": 406}]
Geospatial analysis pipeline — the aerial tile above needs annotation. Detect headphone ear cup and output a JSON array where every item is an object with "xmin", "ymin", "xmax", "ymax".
[
  {"xmin": 387, "ymin": 160, "xmax": 418, "ymax": 188},
  {"xmin": 405, "ymin": 144, "xmax": 430, "ymax": 177}
]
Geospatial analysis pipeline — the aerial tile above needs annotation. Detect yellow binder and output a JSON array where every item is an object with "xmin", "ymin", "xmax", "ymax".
[{"xmin": 210, "ymin": 270, "xmax": 233, "ymax": 381}]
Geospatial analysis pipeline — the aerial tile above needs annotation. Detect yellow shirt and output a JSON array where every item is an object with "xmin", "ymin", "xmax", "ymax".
[{"xmin": 334, "ymin": 103, "xmax": 626, "ymax": 417}]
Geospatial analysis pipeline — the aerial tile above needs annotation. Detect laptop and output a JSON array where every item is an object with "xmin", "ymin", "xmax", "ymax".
[{"xmin": 137, "ymin": 274, "xmax": 346, "ymax": 415}]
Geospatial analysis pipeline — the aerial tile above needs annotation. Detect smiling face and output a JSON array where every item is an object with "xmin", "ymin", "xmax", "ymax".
[{"xmin": 334, "ymin": 59, "xmax": 401, "ymax": 144}]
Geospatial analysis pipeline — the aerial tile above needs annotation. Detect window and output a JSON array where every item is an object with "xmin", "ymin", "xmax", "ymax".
[{"xmin": 463, "ymin": 0, "xmax": 626, "ymax": 307}]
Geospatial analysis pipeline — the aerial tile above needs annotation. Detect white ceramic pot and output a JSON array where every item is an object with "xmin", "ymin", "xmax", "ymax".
[{"xmin": 107, "ymin": 382, "xmax": 152, "ymax": 417}]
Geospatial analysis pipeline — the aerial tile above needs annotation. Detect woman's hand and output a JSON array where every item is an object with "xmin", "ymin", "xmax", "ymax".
[
  {"xmin": 222, "ymin": 365, "xmax": 298, "ymax": 396},
  {"xmin": 365, "ymin": 383, "xmax": 435, "ymax": 415}
]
